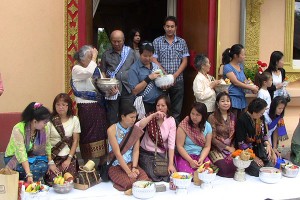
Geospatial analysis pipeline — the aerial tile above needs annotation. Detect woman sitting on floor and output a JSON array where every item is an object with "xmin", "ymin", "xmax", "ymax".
[
  {"xmin": 107, "ymin": 105, "xmax": 150, "ymax": 191},
  {"xmin": 235, "ymin": 98, "xmax": 276, "ymax": 177},
  {"xmin": 207, "ymin": 91, "xmax": 236, "ymax": 178},
  {"xmin": 44, "ymin": 93, "xmax": 81, "ymax": 185},
  {"xmin": 175, "ymin": 102, "xmax": 212, "ymax": 174},
  {"xmin": 4, "ymin": 102, "xmax": 54, "ymax": 183},
  {"xmin": 136, "ymin": 94, "xmax": 176, "ymax": 181}
]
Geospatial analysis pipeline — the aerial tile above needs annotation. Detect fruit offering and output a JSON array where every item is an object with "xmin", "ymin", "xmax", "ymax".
[
  {"xmin": 24, "ymin": 181, "xmax": 47, "ymax": 193},
  {"xmin": 54, "ymin": 172, "xmax": 74, "ymax": 185},
  {"xmin": 282, "ymin": 162, "xmax": 299, "ymax": 170},
  {"xmin": 197, "ymin": 161, "xmax": 219, "ymax": 174},
  {"xmin": 231, "ymin": 149, "xmax": 255, "ymax": 161},
  {"xmin": 172, "ymin": 172, "xmax": 192, "ymax": 179},
  {"xmin": 220, "ymin": 78, "xmax": 231, "ymax": 85}
]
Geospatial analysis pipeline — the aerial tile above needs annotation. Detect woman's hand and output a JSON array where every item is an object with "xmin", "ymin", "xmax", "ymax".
[
  {"xmin": 189, "ymin": 160, "xmax": 200, "ymax": 169},
  {"xmin": 149, "ymin": 72, "xmax": 161, "ymax": 80},
  {"xmin": 61, "ymin": 159, "xmax": 71, "ymax": 171},
  {"xmin": 265, "ymin": 143, "xmax": 273, "ymax": 160},
  {"xmin": 48, "ymin": 164, "xmax": 60, "ymax": 175},
  {"xmin": 270, "ymin": 149, "xmax": 277, "ymax": 165},
  {"xmin": 276, "ymin": 83, "xmax": 283, "ymax": 90},
  {"xmin": 153, "ymin": 111, "xmax": 166, "ymax": 119},
  {"xmin": 108, "ymin": 85, "xmax": 119, "ymax": 96},
  {"xmin": 92, "ymin": 48, "xmax": 98, "ymax": 62},
  {"xmin": 250, "ymin": 85, "xmax": 259, "ymax": 94},
  {"xmin": 168, "ymin": 164, "xmax": 177, "ymax": 174},
  {"xmin": 273, "ymin": 148, "xmax": 281, "ymax": 158},
  {"xmin": 27, "ymin": 176, "xmax": 33, "ymax": 183},
  {"xmin": 226, "ymin": 146, "xmax": 236, "ymax": 153},
  {"xmin": 127, "ymin": 170, "xmax": 138, "ymax": 179},
  {"xmin": 132, "ymin": 167, "xmax": 140, "ymax": 176},
  {"xmin": 210, "ymin": 80, "xmax": 221, "ymax": 89},
  {"xmin": 254, "ymin": 157, "xmax": 264, "ymax": 167}
]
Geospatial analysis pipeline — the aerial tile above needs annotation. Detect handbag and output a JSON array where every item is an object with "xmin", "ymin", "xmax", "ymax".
[
  {"xmin": 153, "ymin": 131, "xmax": 169, "ymax": 177},
  {"xmin": 99, "ymin": 126, "xmax": 134, "ymax": 182},
  {"xmin": 0, "ymin": 168, "xmax": 19, "ymax": 200},
  {"xmin": 74, "ymin": 166, "xmax": 100, "ymax": 190}
]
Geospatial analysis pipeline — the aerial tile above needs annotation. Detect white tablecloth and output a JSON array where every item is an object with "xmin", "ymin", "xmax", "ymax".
[{"xmin": 47, "ymin": 174, "xmax": 300, "ymax": 200}]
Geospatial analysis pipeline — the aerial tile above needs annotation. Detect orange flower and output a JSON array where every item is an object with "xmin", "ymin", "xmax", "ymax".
[
  {"xmin": 250, "ymin": 153, "xmax": 256, "ymax": 159},
  {"xmin": 247, "ymin": 148, "xmax": 253, "ymax": 153}
]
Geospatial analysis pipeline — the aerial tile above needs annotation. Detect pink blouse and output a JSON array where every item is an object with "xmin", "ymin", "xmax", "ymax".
[{"xmin": 137, "ymin": 116, "xmax": 176, "ymax": 153}]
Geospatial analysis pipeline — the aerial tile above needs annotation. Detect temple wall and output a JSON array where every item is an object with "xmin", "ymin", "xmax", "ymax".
[{"xmin": 0, "ymin": 1, "xmax": 64, "ymax": 112}]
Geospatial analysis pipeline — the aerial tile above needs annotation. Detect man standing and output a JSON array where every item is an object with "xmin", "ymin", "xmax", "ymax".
[
  {"xmin": 101, "ymin": 30, "xmax": 137, "ymax": 125},
  {"xmin": 152, "ymin": 16, "xmax": 189, "ymax": 124}
]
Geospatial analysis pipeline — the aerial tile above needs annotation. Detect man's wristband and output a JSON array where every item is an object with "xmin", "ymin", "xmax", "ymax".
[{"xmin": 144, "ymin": 76, "xmax": 151, "ymax": 84}]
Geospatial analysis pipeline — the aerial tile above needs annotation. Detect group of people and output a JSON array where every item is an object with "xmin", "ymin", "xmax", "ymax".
[{"xmin": 3, "ymin": 15, "xmax": 300, "ymax": 192}]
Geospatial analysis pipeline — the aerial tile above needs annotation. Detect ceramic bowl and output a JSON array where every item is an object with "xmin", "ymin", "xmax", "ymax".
[
  {"xmin": 282, "ymin": 165, "xmax": 299, "ymax": 178},
  {"xmin": 259, "ymin": 167, "xmax": 282, "ymax": 184},
  {"xmin": 172, "ymin": 172, "xmax": 192, "ymax": 189},
  {"xmin": 132, "ymin": 181, "xmax": 155, "ymax": 199},
  {"xmin": 154, "ymin": 74, "xmax": 174, "ymax": 88},
  {"xmin": 198, "ymin": 172, "xmax": 217, "ymax": 183},
  {"xmin": 232, "ymin": 157, "xmax": 252, "ymax": 169},
  {"xmin": 93, "ymin": 78, "xmax": 119, "ymax": 96},
  {"xmin": 53, "ymin": 181, "xmax": 74, "ymax": 194}
]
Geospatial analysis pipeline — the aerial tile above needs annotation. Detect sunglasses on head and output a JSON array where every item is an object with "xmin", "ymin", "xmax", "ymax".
[{"xmin": 142, "ymin": 42, "xmax": 153, "ymax": 46}]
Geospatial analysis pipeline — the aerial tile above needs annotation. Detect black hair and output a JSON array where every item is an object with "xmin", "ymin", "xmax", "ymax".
[
  {"xmin": 247, "ymin": 98, "xmax": 268, "ymax": 114},
  {"xmin": 155, "ymin": 94, "xmax": 172, "ymax": 117},
  {"xmin": 52, "ymin": 93, "xmax": 74, "ymax": 117},
  {"xmin": 214, "ymin": 91, "xmax": 232, "ymax": 124},
  {"xmin": 164, "ymin": 16, "xmax": 177, "ymax": 26},
  {"xmin": 21, "ymin": 102, "xmax": 51, "ymax": 124},
  {"xmin": 188, "ymin": 102, "xmax": 207, "ymax": 131},
  {"xmin": 222, "ymin": 44, "xmax": 244, "ymax": 64},
  {"xmin": 254, "ymin": 71, "xmax": 272, "ymax": 88},
  {"xmin": 267, "ymin": 51, "xmax": 284, "ymax": 72},
  {"xmin": 268, "ymin": 96, "xmax": 287, "ymax": 120},
  {"xmin": 128, "ymin": 28, "xmax": 141, "ymax": 49},
  {"xmin": 118, "ymin": 104, "xmax": 137, "ymax": 121},
  {"xmin": 194, "ymin": 54, "xmax": 208, "ymax": 72},
  {"xmin": 139, "ymin": 41, "xmax": 154, "ymax": 55}
]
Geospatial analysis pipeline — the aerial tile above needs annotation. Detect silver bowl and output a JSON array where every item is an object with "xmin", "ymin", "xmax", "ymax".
[
  {"xmin": 259, "ymin": 167, "xmax": 281, "ymax": 184},
  {"xmin": 93, "ymin": 78, "xmax": 119, "ymax": 96},
  {"xmin": 53, "ymin": 181, "xmax": 74, "ymax": 194}
]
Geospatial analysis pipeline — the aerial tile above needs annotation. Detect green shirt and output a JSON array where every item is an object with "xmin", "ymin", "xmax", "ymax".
[{"xmin": 5, "ymin": 122, "xmax": 51, "ymax": 163}]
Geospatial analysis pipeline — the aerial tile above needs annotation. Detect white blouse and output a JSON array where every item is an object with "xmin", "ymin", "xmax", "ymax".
[{"xmin": 193, "ymin": 72, "xmax": 216, "ymax": 112}]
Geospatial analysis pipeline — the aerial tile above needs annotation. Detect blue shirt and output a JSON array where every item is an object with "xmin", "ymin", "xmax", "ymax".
[
  {"xmin": 184, "ymin": 121, "xmax": 212, "ymax": 155},
  {"xmin": 128, "ymin": 59, "xmax": 163, "ymax": 104},
  {"xmin": 223, "ymin": 64, "xmax": 247, "ymax": 110},
  {"xmin": 153, "ymin": 35, "xmax": 189, "ymax": 82}
]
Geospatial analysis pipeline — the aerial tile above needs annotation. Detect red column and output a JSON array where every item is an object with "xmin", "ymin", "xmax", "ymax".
[
  {"xmin": 208, "ymin": 0, "xmax": 217, "ymax": 76},
  {"xmin": 78, "ymin": 0, "xmax": 86, "ymax": 48},
  {"xmin": 176, "ymin": 0, "xmax": 183, "ymax": 37}
]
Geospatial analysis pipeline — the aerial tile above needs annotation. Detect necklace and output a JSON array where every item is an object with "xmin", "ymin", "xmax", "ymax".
[
  {"xmin": 117, "ymin": 122, "xmax": 130, "ymax": 139},
  {"xmin": 30, "ymin": 130, "xmax": 36, "ymax": 144}
]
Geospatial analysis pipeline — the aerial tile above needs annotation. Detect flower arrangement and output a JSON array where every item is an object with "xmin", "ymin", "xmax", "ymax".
[
  {"xmin": 231, "ymin": 149, "xmax": 255, "ymax": 161},
  {"xmin": 244, "ymin": 60, "xmax": 267, "ymax": 82}
]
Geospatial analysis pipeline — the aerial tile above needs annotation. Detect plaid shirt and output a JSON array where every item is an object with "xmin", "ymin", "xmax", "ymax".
[{"xmin": 153, "ymin": 35, "xmax": 189, "ymax": 81}]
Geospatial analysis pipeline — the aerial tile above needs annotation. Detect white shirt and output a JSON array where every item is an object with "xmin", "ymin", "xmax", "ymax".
[
  {"xmin": 72, "ymin": 61, "xmax": 98, "ymax": 104},
  {"xmin": 272, "ymin": 71, "xmax": 282, "ymax": 98},
  {"xmin": 48, "ymin": 116, "xmax": 81, "ymax": 156},
  {"xmin": 193, "ymin": 72, "xmax": 216, "ymax": 112},
  {"xmin": 257, "ymin": 88, "xmax": 271, "ymax": 114}
]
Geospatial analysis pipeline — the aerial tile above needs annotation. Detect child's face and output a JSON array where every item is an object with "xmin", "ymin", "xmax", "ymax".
[
  {"xmin": 266, "ymin": 77, "xmax": 273, "ymax": 87},
  {"xmin": 276, "ymin": 103, "xmax": 285, "ymax": 115}
]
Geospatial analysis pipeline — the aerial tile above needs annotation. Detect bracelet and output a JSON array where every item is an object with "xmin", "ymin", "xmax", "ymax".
[
  {"xmin": 48, "ymin": 160, "xmax": 55, "ymax": 165},
  {"xmin": 144, "ymin": 76, "xmax": 151, "ymax": 84},
  {"xmin": 25, "ymin": 173, "xmax": 33, "ymax": 179},
  {"xmin": 68, "ymin": 154, "xmax": 73, "ymax": 159}
]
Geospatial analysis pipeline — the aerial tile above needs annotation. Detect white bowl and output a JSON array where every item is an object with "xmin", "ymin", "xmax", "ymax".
[
  {"xmin": 215, "ymin": 84, "xmax": 230, "ymax": 94},
  {"xmin": 172, "ymin": 172, "xmax": 192, "ymax": 189},
  {"xmin": 93, "ymin": 78, "xmax": 119, "ymax": 96},
  {"xmin": 154, "ymin": 74, "xmax": 174, "ymax": 88},
  {"xmin": 233, "ymin": 157, "xmax": 252, "ymax": 169},
  {"xmin": 282, "ymin": 165, "xmax": 299, "ymax": 178},
  {"xmin": 259, "ymin": 167, "xmax": 282, "ymax": 184},
  {"xmin": 198, "ymin": 172, "xmax": 217, "ymax": 183},
  {"xmin": 132, "ymin": 181, "xmax": 155, "ymax": 199},
  {"xmin": 22, "ymin": 185, "xmax": 49, "ymax": 200}
]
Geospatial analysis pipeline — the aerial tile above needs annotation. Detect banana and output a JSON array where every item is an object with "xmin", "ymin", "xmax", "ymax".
[
  {"xmin": 59, "ymin": 177, "xmax": 65, "ymax": 185},
  {"xmin": 25, "ymin": 184, "xmax": 32, "ymax": 192}
]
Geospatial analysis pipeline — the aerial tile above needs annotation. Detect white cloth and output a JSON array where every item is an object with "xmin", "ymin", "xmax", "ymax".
[
  {"xmin": 272, "ymin": 71, "xmax": 283, "ymax": 98},
  {"xmin": 257, "ymin": 88, "xmax": 271, "ymax": 114},
  {"xmin": 72, "ymin": 61, "xmax": 98, "ymax": 104},
  {"xmin": 133, "ymin": 96, "xmax": 146, "ymax": 120},
  {"xmin": 193, "ymin": 72, "xmax": 216, "ymax": 112},
  {"xmin": 47, "ymin": 116, "xmax": 81, "ymax": 156}
]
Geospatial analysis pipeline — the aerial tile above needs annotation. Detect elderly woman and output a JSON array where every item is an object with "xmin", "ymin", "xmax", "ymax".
[
  {"xmin": 136, "ymin": 94, "xmax": 176, "ymax": 182},
  {"xmin": 71, "ymin": 45, "xmax": 108, "ymax": 162},
  {"xmin": 128, "ymin": 42, "xmax": 163, "ymax": 114},
  {"xmin": 193, "ymin": 54, "xmax": 220, "ymax": 114},
  {"xmin": 4, "ymin": 102, "xmax": 54, "ymax": 182},
  {"xmin": 44, "ymin": 93, "xmax": 80, "ymax": 185},
  {"xmin": 235, "ymin": 98, "xmax": 276, "ymax": 177},
  {"xmin": 208, "ymin": 92, "xmax": 236, "ymax": 177},
  {"xmin": 175, "ymin": 102, "xmax": 212, "ymax": 174},
  {"xmin": 222, "ymin": 44, "xmax": 258, "ymax": 118}
]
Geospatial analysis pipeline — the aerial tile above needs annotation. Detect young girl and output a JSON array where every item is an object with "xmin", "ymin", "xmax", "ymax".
[
  {"xmin": 265, "ymin": 96, "xmax": 288, "ymax": 158},
  {"xmin": 255, "ymin": 71, "xmax": 273, "ymax": 114}
]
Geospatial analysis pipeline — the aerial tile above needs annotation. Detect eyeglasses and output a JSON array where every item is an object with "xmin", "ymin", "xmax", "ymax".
[{"xmin": 142, "ymin": 42, "xmax": 153, "ymax": 46}]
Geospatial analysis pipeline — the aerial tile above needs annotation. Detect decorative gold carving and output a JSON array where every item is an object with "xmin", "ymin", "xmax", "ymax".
[
  {"xmin": 65, "ymin": 0, "xmax": 78, "ymax": 109},
  {"xmin": 244, "ymin": 0, "xmax": 264, "ymax": 69},
  {"xmin": 286, "ymin": 72, "xmax": 299, "ymax": 82}
]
